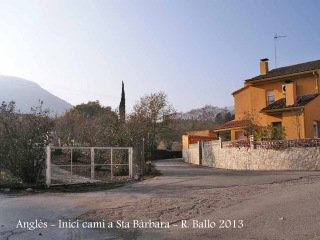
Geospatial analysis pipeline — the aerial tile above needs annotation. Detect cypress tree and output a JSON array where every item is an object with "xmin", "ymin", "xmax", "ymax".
[{"xmin": 119, "ymin": 81, "xmax": 126, "ymax": 123}]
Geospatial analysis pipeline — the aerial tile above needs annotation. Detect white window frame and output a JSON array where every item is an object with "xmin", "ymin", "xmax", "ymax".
[{"xmin": 266, "ymin": 90, "xmax": 275, "ymax": 105}]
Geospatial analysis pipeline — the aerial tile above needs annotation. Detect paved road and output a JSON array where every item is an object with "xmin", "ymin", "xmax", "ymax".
[{"xmin": 1, "ymin": 159, "xmax": 320, "ymax": 239}]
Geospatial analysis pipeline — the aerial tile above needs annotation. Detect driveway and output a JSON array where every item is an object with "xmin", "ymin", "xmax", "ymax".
[{"xmin": 1, "ymin": 159, "xmax": 320, "ymax": 239}]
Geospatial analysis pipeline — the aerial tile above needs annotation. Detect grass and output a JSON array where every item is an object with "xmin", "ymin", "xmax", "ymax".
[{"xmin": 44, "ymin": 182, "xmax": 129, "ymax": 193}]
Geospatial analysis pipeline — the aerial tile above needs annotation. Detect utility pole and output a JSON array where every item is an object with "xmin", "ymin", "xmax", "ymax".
[{"xmin": 274, "ymin": 34, "xmax": 287, "ymax": 68}]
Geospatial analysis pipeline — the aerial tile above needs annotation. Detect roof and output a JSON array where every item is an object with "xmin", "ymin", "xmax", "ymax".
[
  {"xmin": 261, "ymin": 93, "xmax": 320, "ymax": 112},
  {"xmin": 214, "ymin": 120, "xmax": 246, "ymax": 131},
  {"xmin": 186, "ymin": 130, "xmax": 215, "ymax": 135},
  {"xmin": 232, "ymin": 85, "xmax": 250, "ymax": 95},
  {"xmin": 187, "ymin": 135, "xmax": 217, "ymax": 138},
  {"xmin": 246, "ymin": 59, "xmax": 320, "ymax": 82}
]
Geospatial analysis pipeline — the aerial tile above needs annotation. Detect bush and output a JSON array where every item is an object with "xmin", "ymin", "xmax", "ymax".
[
  {"xmin": 0, "ymin": 101, "xmax": 53, "ymax": 183},
  {"xmin": 110, "ymin": 150, "xmax": 129, "ymax": 176},
  {"xmin": 258, "ymin": 124, "xmax": 286, "ymax": 140},
  {"xmin": 112, "ymin": 166, "xmax": 129, "ymax": 176},
  {"xmin": 71, "ymin": 151, "xmax": 81, "ymax": 162},
  {"xmin": 52, "ymin": 148, "xmax": 62, "ymax": 155}
]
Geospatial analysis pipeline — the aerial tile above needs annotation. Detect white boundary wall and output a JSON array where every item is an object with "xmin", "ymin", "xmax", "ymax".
[{"xmin": 183, "ymin": 138, "xmax": 320, "ymax": 171}]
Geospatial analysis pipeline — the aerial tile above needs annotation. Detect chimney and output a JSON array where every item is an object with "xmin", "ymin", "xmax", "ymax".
[
  {"xmin": 260, "ymin": 58, "xmax": 269, "ymax": 75},
  {"xmin": 285, "ymin": 82, "xmax": 296, "ymax": 105}
]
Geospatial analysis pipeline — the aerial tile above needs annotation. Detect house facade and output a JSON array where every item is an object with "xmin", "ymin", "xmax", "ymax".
[
  {"xmin": 182, "ymin": 130, "xmax": 218, "ymax": 149},
  {"xmin": 215, "ymin": 59, "xmax": 320, "ymax": 140}
]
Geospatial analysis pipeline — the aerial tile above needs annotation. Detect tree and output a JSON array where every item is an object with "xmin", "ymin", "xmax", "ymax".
[
  {"xmin": 259, "ymin": 124, "xmax": 286, "ymax": 140},
  {"xmin": 119, "ymin": 81, "xmax": 126, "ymax": 123},
  {"xmin": 291, "ymin": 109, "xmax": 303, "ymax": 139},
  {"xmin": 0, "ymin": 101, "xmax": 53, "ymax": 183},
  {"xmin": 183, "ymin": 105, "xmax": 220, "ymax": 122},
  {"xmin": 240, "ymin": 109, "xmax": 286, "ymax": 140},
  {"xmin": 214, "ymin": 111, "xmax": 234, "ymax": 126},
  {"xmin": 215, "ymin": 111, "xmax": 234, "ymax": 140},
  {"xmin": 175, "ymin": 105, "xmax": 222, "ymax": 132},
  {"xmin": 70, "ymin": 100, "xmax": 108, "ymax": 118},
  {"xmin": 241, "ymin": 109, "xmax": 262, "ymax": 139},
  {"xmin": 225, "ymin": 112, "xmax": 235, "ymax": 122},
  {"xmin": 128, "ymin": 92, "xmax": 176, "ymax": 149},
  {"xmin": 214, "ymin": 112, "xmax": 225, "ymax": 125},
  {"xmin": 54, "ymin": 101, "xmax": 119, "ymax": 146}
]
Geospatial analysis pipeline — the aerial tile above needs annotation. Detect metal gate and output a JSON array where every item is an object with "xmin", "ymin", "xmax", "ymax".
[{"xmin": 45, "ymin": 146, "xmax": 133, "ymax": 187}]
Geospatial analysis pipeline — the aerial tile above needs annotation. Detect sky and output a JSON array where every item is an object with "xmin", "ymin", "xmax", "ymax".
[{"xmin": 1, "ymin": 0, "xmax": 320, "ymax": 113}]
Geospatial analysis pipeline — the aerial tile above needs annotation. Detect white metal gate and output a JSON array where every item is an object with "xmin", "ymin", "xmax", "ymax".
[{"xmin": 46, "ymin": 146, "xmax": 133, "ymax": 187}]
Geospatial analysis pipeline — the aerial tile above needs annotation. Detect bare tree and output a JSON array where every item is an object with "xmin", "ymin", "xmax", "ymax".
[
  {"xmin": 128, "ymin": 91, "xmax": 176, "ymax": 148},
  {"xmin": 241, "ymin": 109, "xmax": 262, "ymax": 139},
  {"xmin": 291, "ymin": 109, "xmax": 303, "ymax": 139}
]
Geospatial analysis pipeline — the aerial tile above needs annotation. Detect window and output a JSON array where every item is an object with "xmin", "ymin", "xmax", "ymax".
[
  {"xmin": 266, "ymin": 90, "xmax": 275, "ymax": 105},
  {"xmin": 272, "ymin": 122, "xmax": 282, "ymax": 128},
  {"xmin": 314, "ymin": 121, "xmax": 319, "ymax": 138}
]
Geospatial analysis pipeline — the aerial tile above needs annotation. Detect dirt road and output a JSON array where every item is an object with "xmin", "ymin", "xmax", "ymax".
[{"xmin": 1, "ymin": 159, "xmax": 320, "ymax": 239}]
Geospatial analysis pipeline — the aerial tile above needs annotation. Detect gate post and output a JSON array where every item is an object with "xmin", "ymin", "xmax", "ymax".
[
  {"xmin": 129, "ymin": 147, "xmax": 133, "ymax": 178},
  {"xmin": 111, "ymin": 149, "xmax": 113, "ymax": 179},
  {"xmin": 249, "ymin": 135, "xmax": 255, "ymax": 149},
  {"xmin": 199, "ymin": 140, "xmax": 204, "ymax": 165},
  {"xmin": 46, "ymin": 146, "xmax": 51, "ymax": 188},
  {"xmin": 91, "ymin": 147, "xmax": 95, "ymax": 181}
]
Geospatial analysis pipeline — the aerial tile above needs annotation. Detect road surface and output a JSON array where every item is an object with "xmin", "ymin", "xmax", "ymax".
[{"xmin": 1, "ymin": 159, "xmax": 320, "ymax": 239}]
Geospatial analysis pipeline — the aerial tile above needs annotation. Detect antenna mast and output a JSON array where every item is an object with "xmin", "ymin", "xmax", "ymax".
[{"xmin": 274, "ymin": 33, "xmax": 287, "ymax": 68}]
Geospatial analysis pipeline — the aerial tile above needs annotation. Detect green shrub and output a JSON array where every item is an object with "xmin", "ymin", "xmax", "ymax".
[
  {"xmin": 112, "ymin": 166, "xmax": 129, "ymax": 176},
  {"xmin": 0, "ymin": 101, "xmax": 53, "ymax": 183},
  {"xmin": 71, "ymin": 151, "xmax": 81, "ymax": 162}
]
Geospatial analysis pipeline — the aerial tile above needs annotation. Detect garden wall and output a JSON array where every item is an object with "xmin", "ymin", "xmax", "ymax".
[
  {"xmin": 183, "ymin": 138, "xmax": 320, "ymax": 170},
  {"xmin": 183, "ymin": 143, "xmax": 200, "ymax": 165}
]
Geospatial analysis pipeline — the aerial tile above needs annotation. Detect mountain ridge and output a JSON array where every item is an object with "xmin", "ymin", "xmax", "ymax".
[{"xmin": 0, "ymin": 75, "xmax": 73, "ymax": 116}]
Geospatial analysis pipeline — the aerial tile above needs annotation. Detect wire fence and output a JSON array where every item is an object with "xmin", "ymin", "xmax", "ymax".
[{"xmin": 46, "ymin": 146, "xmax": 133, "ymax": 187}]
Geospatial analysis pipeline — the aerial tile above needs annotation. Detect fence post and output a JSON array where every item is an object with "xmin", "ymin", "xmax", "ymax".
[
  {"xmin": 219, "ymin": 137, "xmax": 222, "ymax": 148},
  {"xmin": 70, "ymin": 148, "xmax": 73, "ymax": 176},
  {"xmin": 196, "ymin": 141, "xmax": 199, "ymax": 165},
  {"xmin": 111, "ymin": 149, "xmax": 113, "ymax": 179},
  {"xmin": 46, "ymin": 146, "xmax": 51, "ymax": 188},
  {"xmin": 129, "ymin": 147, "xmax": 133, "ymax": 178},
  {"xmin": 199, "ymin": 140, "xmax": 204, "ymax": 165},
  {"xmin": 91, "ymin": 147, "xmax": 95, "ymax": 181},
  {"xmin": 249, "ymin": 135, "xmax": 255, "ymax": 149},
  {"xmin": 142, "ymin": 138, "xmax": 146, "ymax": 175}
]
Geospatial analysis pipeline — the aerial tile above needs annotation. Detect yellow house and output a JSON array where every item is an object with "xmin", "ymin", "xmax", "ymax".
[
  {"xmin": 182, "ymin": 130, "xmax": 218, "ymax": 149},
  {"xmin": 215, "ymin": 58, "xmax": 320, "ymax": 140}
]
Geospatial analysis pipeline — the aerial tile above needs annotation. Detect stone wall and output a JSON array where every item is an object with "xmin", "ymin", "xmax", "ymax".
[
  {"xmin": 184, "ymin": 139, "xmax": 320, "ymax": 171},
  {"xmin": 183, "ymin": 143, "xmax": 200, "ymax": 165},
  {"xmin": 202, "ymin": 141, "xmax": 219, "ymax": 167}
]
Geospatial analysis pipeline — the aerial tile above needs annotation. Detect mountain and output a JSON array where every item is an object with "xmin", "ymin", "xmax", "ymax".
[{"xmin": 0, "ymin": 75, "xmax": 72, "ymax": 116}]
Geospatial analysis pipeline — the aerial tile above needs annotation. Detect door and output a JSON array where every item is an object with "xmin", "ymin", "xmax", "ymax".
[{"xmin": 235, "ymin": 131, "xmax": 244, "ymax": 140}]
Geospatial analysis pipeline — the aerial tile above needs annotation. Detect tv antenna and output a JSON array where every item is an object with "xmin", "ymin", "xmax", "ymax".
[{"xmin": 274, "ymin": 34, "xmax": 287, "ymax": 68}]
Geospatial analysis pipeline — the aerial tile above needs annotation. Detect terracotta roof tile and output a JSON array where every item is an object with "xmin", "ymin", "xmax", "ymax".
[
  {"xmin": 215, "ymin": 120, "xmax": 246, "ymax": 131},
  {"xmin": 246, "ymin": 59, "xmax": 320, "ymax": 82},
  {"xmin": 261, "ymin": 93, "xmax": 320, "ymax": 111}
]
